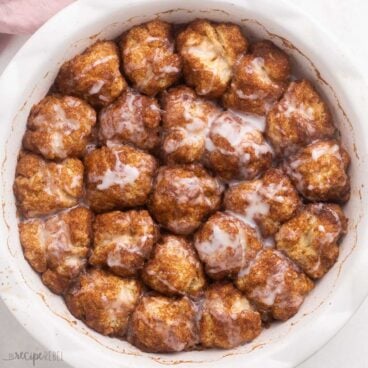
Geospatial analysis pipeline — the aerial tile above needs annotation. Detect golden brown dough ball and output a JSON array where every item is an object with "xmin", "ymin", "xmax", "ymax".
[
  {"xmin": 266, "ymin": 80, "xmax": 335, "ymax": 155},
  {"xmin": 283, "ymin": 139, "xmax": 350, "ymax": 202},
  {"xmin": 142, "ymin": 235, "xmax": 206, "ymax": 297},
  {"xmin": 177, "ymin": 19, "xmax": 248, "ymax": 98},
  {"xmin": 89, "ymin": 210, "xmax": 158, "ymax": 277},
  {"xmin": 276, "ymin": 203, "xmax": 347, "ymax": 279},
  {"xmin": 65, "ymin": 269, "xmax": 141, "ymax": 336},
  {"xmin": 19, "ymin": 207, "xmax": 92, "ymax": 294},
  {"xmin": 223, "ymin": 40, "xmax": 290, "ymax": 116},
  {"xmin": 205, "ymin": 111, "xmax": 273, "ymax": 181},
  {"xmin": 56, "ymin": 41, "xmax": 126, "ymax": 108},
  {"xmin": 194, "ymin": 212, "xmax": 262, "ymax": 280},
  {"xmin": 148, "ymin": 164, "xmax": 223, "ymax": 235},
  {"xmin": 127, "ymin": 294, "xmax": 198, "ymax": 352},
  {"xmin": 161, "ymin": 85, "xmax": 221, "ymax": 164},
  {"xmin": 199, "ymin": 283, "xmax": 262, "ymax": 348},
  {"xmin": 85, "ymin": 144, "xmax": 157, "ymax": 212},
  {"xmin": 99, "ymin": 88, "xmax": 161, "ymax": 151},
  {"xmin": 235, "ymin": 249, "xmax": 314, "ymax": 321},
  {"xmin": 14, "ymin": 153, "xmax": 84, "ymax": 217},
  {"xmin": 121, "ymin": 20, "xmax": 181, "ymax": 96},
  {"xmin": 224, "ymin": 168, "xmax": 301, "ymax": 237},
  {"xmin": 23, "ymin": 95, "xmax": 96, "ymax": 160}
]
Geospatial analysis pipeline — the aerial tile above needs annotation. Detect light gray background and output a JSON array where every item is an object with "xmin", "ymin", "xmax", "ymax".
[{"xmin": 1, "ymin": 0, "xmax": 367, "ymax": 367}]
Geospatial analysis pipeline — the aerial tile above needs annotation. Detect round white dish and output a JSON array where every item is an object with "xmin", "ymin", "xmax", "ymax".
[{"xmin": 0, "ymin": 0, "xmax": 368, "ymax": 367}]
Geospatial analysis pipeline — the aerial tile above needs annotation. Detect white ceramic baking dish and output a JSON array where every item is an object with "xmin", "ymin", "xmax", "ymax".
[{"xmin": 1, "ymin": 0, "xmax": 368, "ymax": 367}]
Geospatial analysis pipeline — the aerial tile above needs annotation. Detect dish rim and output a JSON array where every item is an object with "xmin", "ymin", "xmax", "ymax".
[{"xmin": 1, "ymin": 1, "xmax": 368, "ymax": 367}]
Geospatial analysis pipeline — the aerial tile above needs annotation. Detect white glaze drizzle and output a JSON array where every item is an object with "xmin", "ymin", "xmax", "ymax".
[
  {"xmin": 195, "ymin": 213, "xmax": 248, "ymax": 273},
  {"xmin": 90, "ymin": 149, "xmax": 139, "ymax": 190}
]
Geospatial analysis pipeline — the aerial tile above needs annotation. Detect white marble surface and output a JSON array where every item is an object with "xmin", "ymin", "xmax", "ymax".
[{"xmin": 0, "ymin": 0, "xmax": 367, "ymax": 367}]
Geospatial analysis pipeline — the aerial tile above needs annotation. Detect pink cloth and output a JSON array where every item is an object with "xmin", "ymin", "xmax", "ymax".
[{"xmin": 0, "ymin": 0, "xmax": 73, "ymax": 34}]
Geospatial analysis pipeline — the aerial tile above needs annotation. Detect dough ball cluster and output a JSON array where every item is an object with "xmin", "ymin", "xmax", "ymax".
[
  {"xmin": 148, "ymin": 164, "xmax": 224, "ymax": 235},
  {"xmin": 56, "ymin": 41, "xmax": 127, "ymax": 107},
  {"xmin": 121, "ymin": 20, "xmax": 182, "ymax": 96},
  {"xmin": 223, "ymin": 40, "xmax": 290, "ymax": 115},
  {"xmin": 23, "ymin": 95, "xmax": 96, "ymax": 160},
  {"xmin": 224, "ymin": 168, "xmax": 301, "ymax": 237},
  {"xmin": 177, "ymin": 19, "xmax": 248, "ymax": 98},
  {"xmin": 14, "ymin": 18, "xmax": 350, "ymax": 354},
  {"xmin": 99, "ymin": 88, "xmax": 161, "ymax": 150},
  {"xmin": 14, "ymin": 153, "xmax": 84, "ymax": 217},
  {"xmin": 194, "ymin": 212, "xmax": 262, "ymax": 279},
  {"xmin": 142, "ymin": 235, "xmax": 206, "ymax": 297},
  {"xmin": 89, "ymin": 209, "xmax": 159, "ymax": 277},
  {"xmin": 84, "ymin": 144, "xmax": 158, "ymax": 212},
  {"xmin": 19, "ymin": 206, "xmax": 92, "ymax": 294},
  {"xmin": 65, "ymin": 268, "xmax": 142, "ymax": 336}
]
